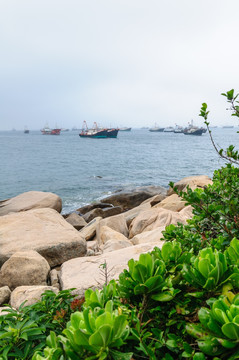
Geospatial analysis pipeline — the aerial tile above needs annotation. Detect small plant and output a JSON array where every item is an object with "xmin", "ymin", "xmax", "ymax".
[
  {"xmin": 183, "ymin": 246, "xmax": 239, "ymax": 292},
  {"xmin": 187, "ymin": 293, "xmax": 239, "ymax": 359},
  {"xmin": 34, "ymin": 300, "xmax": 132, "ymax": 360}
]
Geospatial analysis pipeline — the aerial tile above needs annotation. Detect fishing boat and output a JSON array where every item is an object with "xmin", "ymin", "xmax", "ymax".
[
  {"xmin": 183, "ymin": 121, "xmax": 205, "ymax": 136},
  {"xmin": 163, "ymin": 127, "xmax": 174, "ymax": 132},
  {"xmin": 79, "ymin": 121, "xmax": 118, "ymax": 138},
  {"xmin": 119, "ymin": 127, "xmax": 131, "ymax": 131},
  {"xmin": 106, "ymin": 128, "xmax": 119, "ymax": 138},
  {"xmin": 149, "ymin": 123, "xmax": 164, "ymax": 132},
  {"xmin": 41, "ymin": 125, "xmax": 61, "ymax": 135},
  {"xmin": 174, "ymin": 125, "xmax": 184, "ymax": 133}
]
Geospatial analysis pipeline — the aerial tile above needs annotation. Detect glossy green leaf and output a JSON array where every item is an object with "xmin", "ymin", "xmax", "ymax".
[
  {"xmin": 198, "ymin": 337, "xmax": 223, "ymax": 356},
  {"xmin": 112, "ymin": 315, "xmax": 128, "ymax": 339},
  {"xmin": 89, "ymin": 324, "xmax": 112, "ymax": 348},
  {"xmin": 222, "ymin": 322, "xmax": 239, "ymax": 340},
  {"xmin": 151, "ymin": 291, "xmax": 174, "ymax": 302}
]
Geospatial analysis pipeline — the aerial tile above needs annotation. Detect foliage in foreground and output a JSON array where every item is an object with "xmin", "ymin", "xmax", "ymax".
[{"xmin": 1, "ymin": 90, "xmax": 239, "ymax": 359}]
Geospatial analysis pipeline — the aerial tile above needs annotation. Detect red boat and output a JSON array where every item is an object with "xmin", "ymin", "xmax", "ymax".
[{"xmin": 41, "ymin": 126, "xmax": 61, "ymax": 135}]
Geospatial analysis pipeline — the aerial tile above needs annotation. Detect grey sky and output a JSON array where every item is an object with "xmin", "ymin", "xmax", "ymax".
[{"xmin": 0, "ymin": 0, "xmax": 238, "ymax": 130}]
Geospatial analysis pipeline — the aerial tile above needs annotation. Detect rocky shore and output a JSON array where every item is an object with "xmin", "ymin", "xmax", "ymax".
[{"xmin": 0, "ymin": 175, "xmax": 212, "ymax": 312}]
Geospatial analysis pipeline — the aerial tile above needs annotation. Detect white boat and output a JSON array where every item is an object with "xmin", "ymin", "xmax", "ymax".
[
  {"xmin": 119, "ymin": 127, "xmax": 132, "ymax": 131},
  {"xmin": 149, "ymin": 123, "xmax": 164, "ymax": 132},
  {"xmin": 183, "ymin": 120, "xmax": 206, "ymax": 136},
  {"xmin": 163, "ymin": 127, "xmax": 174, "ymax": 132},
  {"xmin": 174, "ymin": 125, "xmax": 184, "ymax": 133}
]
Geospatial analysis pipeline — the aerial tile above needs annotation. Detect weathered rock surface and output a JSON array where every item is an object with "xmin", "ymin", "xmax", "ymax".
[
  {"xmin": 0, "ymin": 286, "xmax": 11, "ymax": 305},
  {"xmin": 167, "ymin": 175, "xmax": 213, "ymax": 196},
  {"xmin": 96, "ymin": 214, "xmax": 129, "ymax": 240},
  {"xmin": 0, "ymin": 208, "xmax": 87, "ymax": 267},
  {"xmin": 10, "ymin": 286, "xmax": 59, "ymax": 309},
  {"xmin": 98, "ymin": 225, "xmax": 129, "ymax": 245},
  {"xmin": 99, "ymin": 226, "xmax": 133, "ymax": 252},
  {"xmin": 180, "ymin": 205, "xmax": 193, "ymax": 219},
  {"xmin": 0, "ymin": 251, "xmax": 50, "ymax": 290},
  {"xmin": 122, "ymin": 202, "xmax": 152, "ymax": 227},
  {"xmin": 83, "ymin": 206, "xmax": 123, "ymax": 223},
  {"xmin": 79, "ymin": 217, "xmax": 102, "ymax": 241},
  {"xmin": 87, "ymin": 240, "xmax": 99, "ymax": 256},
  {"xmin": 140, "ymin": 194, "xmax": 167, "ymax": 207},
  {"xmin": 76, "ymin": 203, "xmax": 113, "ymax": 215},
  {"xmin": 49, "ymin": 269, "xmax": 59, "ymax": 289},
  {"xmin": 65, "ymin": 213, "xmax": 87, "ymax": 230},
  {"xmin": 0, "ymin": 191, "xmax": 62, "ymax": 216},
  {"xmin": 100, "ymin": 186, "xmax": 167, "ymax": 211},
  {"xmin": 129, "ymin": 208, "xmax": 188, "ymax": 238},
  {"xmin": 153, "ymin": 194, "xmax": 186, "ymax": 212},
  {"xmin": 59, "ymin": 243, "xmax": 162, "ymax": 297},
  {"xmin": 131, "ymin": 227, "xmax": 165, "ymax": 245},
  {"xmin": 102, "ymin": 239, "xmax": 133, "ymax": 253}
]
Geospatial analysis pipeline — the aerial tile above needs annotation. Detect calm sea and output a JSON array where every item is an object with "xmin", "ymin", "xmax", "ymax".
[{"xmin": 0, "ymin": 128, "xmax": 237, "ymax": 213}]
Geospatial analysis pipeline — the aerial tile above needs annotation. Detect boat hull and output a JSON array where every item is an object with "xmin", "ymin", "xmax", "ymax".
[
  {"xmin": 119, "ymin": 127, "xmax": 131, "ymax": 131},
  {"xmin": 79, "ymin": 128, "xmax": 119, "ymax": 138},
  {"xmin": 106, "ymin": 129, "xmax": 119, "ymax": 138},
  {"xmin": 149, "ymin": 128, "xmax": 164, "ymax": 132},
  {"xmin": 183, "ymin": 129, "xmax": 203, "ymax": 136}
]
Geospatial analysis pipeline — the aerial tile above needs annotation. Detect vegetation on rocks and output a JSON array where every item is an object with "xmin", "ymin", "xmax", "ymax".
[{"xmin": 1, "ymin": 90, "xmax": 239, "ymax": 359}]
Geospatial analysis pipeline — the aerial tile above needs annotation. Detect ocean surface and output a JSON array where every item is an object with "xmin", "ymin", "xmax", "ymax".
[{"xmin": 0, "ymin": 127, "xmax": 237, "ymax": 214}]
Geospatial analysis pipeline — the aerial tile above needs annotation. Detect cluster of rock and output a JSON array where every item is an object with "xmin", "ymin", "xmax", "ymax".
[{"xmin": 0, "ymin": 175, "xmax": 212, "ymax": 312}]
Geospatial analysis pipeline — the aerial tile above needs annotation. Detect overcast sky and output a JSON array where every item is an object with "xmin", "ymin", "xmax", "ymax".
[{"xmin": 0, "ymin": 0, "xmax": 239, "ymax": 130}]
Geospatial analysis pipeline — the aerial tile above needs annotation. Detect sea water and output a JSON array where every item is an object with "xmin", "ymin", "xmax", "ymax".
[{"xmin": 0, "ymin": 128, "xmax": 236, "ymax": 213}]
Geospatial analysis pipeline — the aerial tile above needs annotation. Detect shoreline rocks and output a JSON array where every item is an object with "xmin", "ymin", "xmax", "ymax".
[{"xmin": 0, "ymin": 176, "xmax": 212, "ymax": 308}]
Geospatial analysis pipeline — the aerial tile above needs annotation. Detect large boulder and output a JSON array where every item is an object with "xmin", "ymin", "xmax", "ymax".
[
  {"xmin": 98, "ymin": 226, "xmax": 129, "ymax": 245},
  {"xmin": 96, "ymin": 214, "xmax": 129, "ymax": 240},
  {"xmin": 0, "ymin": 251, "xmax": 50, "ymax": 290},
  {"xmin": 122, "ymin": 202, "xmax": 152, "ymax": 227},
  {"xmin": 83, "ymin": 207, "xmax": 123, "ymax": 223},
  {"xmin": 180, "ymin": 205, "xmax": 193, "ymax": 218},
  {"xmin": 98, "ymin": 226, "xmax": 133, "ymax": 253},
  {"xmin": 167, "ymin": 175, "xmax": 213, "ymax": 196},
  {"xmin": 131, "ymin": 227, "xmax": 165, "ymax": 245},
  {"xmin": 76, "ymin": 202, "xmax": 113, "ymax": 215},
  {"xmin": 102, "ymin": 239, "xmax": 133, "ymax": 253},
  {"xmin": 0, "ymin": 208, "xmax": 87, "ymax": 268},
  {"xmin": 10, "ymin": 286, "xmax": 58, "ymax": 309},
  {"xmin": 129, "ymin": 208, "xmax": 188, "ymax": 238},
  {"xmin": 0, "ymin": 191, "xmax": 62, "ymax": 216},
  {"xmin": 79, "ymin": 217, "xmax": 102, "ymax": 241},
  {"xmin": 59, "ymin": 243, "xmax": 161, "ymax": 297},
  {"xmin": 153, "ymin": 194, "xmax": 186, "ymax": 212},
  {"xmin": 100, "ymin": 186, "xmax": 167, "ymax": 211},
  {"xmin": 65, "ymin": 213, "xmax": 87, "ymax": 230}
]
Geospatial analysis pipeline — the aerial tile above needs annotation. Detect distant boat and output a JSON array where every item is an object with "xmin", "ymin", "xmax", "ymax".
[
  {"xmin": 149, "ymin": 123, "xmax": 164, "ymax": 132},
  {"xmin": 41, "ymin": 125, "xmax": 61, "ymax": 135},
  {"xmin": 163, "ymin": 127, "xmax": 174, "ymax": 132},
  {"xmin": 61, "ymin": 128, "xmax": 69, "ymax": 132},
  {"xmin": 174, "ymin": 125, "xmax": 184, "ymax": 133},
  {"xmin": 119, "ymin": 127, "xmax": 131, "ymax": 131},
  {"xmin": 222, "ymin": 125, "xmax": 234, "ymax": 128},
  {"xmin": 24, "ymin": 126, "xmax": 29, "ymax": 134},
  {"xmin": 79, "ymin": 121, "xmax": 119, "ymax": 138},
  {"xmin": 183, "ymin": 120, "xmax": 205, "ymax": 136}
]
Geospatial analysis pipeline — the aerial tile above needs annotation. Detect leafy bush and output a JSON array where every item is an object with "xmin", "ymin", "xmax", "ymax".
[{"xmin": 0, "ymin": 289, "xmax": 77, "ymax": 360}]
